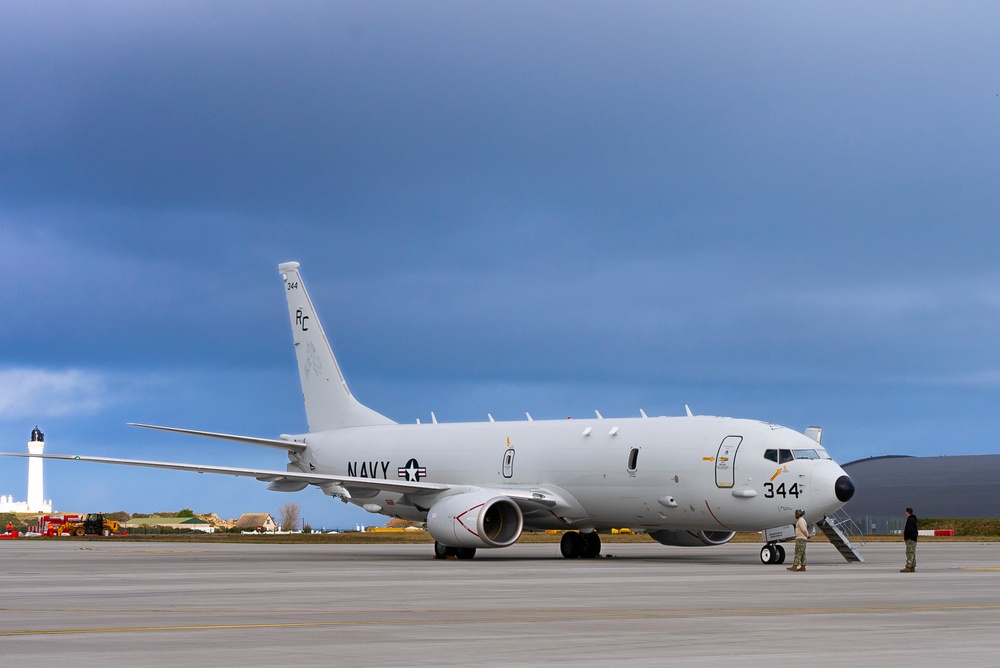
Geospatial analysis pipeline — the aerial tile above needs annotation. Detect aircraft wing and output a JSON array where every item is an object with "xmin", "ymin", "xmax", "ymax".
[
  {"xmin": 0, "ymin": 452, "xmax": 451, "ymax": 496},
  {"xmin": 0, "ymin": 450, "xmax": 580, "ymax": 515}
]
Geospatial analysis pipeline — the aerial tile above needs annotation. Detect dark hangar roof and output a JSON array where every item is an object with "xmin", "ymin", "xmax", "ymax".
[{"xmin": 841, "ymin": 454, "xmax": 1000, "ymax": 519}]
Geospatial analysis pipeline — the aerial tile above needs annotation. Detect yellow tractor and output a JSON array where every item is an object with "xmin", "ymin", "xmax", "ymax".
[{"xmin": 59, "ymin": 513, "xmax": 120, "ymax": 537}]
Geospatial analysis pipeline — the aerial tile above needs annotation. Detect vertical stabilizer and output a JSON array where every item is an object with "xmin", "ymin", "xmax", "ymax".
[{"xmin": 279, "ymin": 262, "xmax": 395, "ymax": 431}]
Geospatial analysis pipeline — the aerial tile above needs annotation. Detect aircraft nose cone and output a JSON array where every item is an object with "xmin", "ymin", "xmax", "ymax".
[{"xmin": 835, "ymin": 475, "xmax": 855, "ymax": 503}]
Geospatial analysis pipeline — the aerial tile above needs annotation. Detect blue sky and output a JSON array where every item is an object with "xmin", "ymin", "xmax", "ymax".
[{"xmin": 2, "ymin": 3, "xmax": 998, "ymax": 528}]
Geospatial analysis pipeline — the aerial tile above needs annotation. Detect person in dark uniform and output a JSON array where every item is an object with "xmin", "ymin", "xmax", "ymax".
[{"xmin": 901, "ymin": 508, "xmax": 918, "ymax": 572}]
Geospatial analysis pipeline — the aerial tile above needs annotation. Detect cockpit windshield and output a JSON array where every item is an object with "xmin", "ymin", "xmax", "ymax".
[
  {"xmin": 790, "ymin": 449, "xmax": 820, "ymax": 460},
  {"xmin": 764, "ymin": 448, "xmax": 824, "ymax": 463}
]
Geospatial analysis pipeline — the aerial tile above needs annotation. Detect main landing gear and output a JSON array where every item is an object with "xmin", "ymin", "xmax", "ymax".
[
  {"xmin": 560, "ymin": 531, "xmax": 601, "ymax": 559},
  {"xmin": 760, "ymin": 542, "xmax": 786, "ymax": 565},
  {"xmin": 433, "ymin": 541, "xmax": 477, "ymax": 560}
]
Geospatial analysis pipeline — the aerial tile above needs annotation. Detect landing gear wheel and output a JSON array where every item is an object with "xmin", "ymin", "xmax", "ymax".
[
  {"xmin": 774, "ymin": 544, "xmax": 786, "ymax": 564},
  {"xmin": 434, "ymin": 541, "xmax": 458, "ymax": 559},
  {"xmin": 560, "ymin": 531, "xmax": 584, "ymax": 558},
  {"xmin": 580, "ymin": 532, "xmax": 602, "ymax": 558},
  {"xmin": 760, "ymin": 545, "xmax": 774, "ymax": 564},
  {"xmin": 456, "ymin": 547, "xmax": 477, "ymax": 560}
]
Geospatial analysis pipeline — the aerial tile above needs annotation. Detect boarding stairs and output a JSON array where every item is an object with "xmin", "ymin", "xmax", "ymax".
[{"xmin": 817, "ymin": 509, "xmax": 866, "ymax": 563}]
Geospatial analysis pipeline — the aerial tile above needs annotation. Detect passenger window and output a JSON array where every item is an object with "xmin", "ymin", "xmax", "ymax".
[
  {"xmin": 778, "ymin": 449, "xmax": 793, "ymax": 464},
  {"xmin": 764, "ymin": 449, "xmax": 778, "ymax": 463},
  {"xmin": 627, "ymin": 448, "xmax": 639, "ymax": 472}
]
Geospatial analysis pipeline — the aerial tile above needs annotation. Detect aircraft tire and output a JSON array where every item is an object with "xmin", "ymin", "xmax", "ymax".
[
  {"xmin": 774, "ymin": 544, "xmax": 785, "ymax": 564},
  {"xmin": 456, "ymin": 547, "xmax": 477, "ymax": 560},
  {"xmin": 434, "ymin": 541, "xmax": 458, "ymax": 559},
  {"xmin": 760, "ymin": 545, "xmax": 774, "ymax": 564},
  {"xmin": 580, "ymin": 532, "xmax": 602, "ymax": 558},
  {"xmin": 560, "ymin": 531, "xmax": 584, "ymax": 558}
]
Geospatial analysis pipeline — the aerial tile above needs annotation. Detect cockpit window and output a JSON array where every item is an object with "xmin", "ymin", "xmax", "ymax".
[
  {"xmin": 791, "ymin": 449, "xmax": 820, "ymax": 460},
  {"xmin": 764, "ymin": 449, "xmax": 794, "ymax": 463},
  {"xmin": 767, "ymin": 448, "xmax": 824, "ymax": 462}
]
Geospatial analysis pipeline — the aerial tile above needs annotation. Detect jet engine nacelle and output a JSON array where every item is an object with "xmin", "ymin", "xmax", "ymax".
[
  {"xmin": 647, "ymin": 529, "xmax": 735, "ymax": 547},
  {"xmin": 426, "ymin": 492, "xmax": 523, "ymax": 549}
]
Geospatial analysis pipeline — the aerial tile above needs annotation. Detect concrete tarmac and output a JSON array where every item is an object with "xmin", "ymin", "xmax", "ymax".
[{"xmin": 2, "ymin": 539, "xmax": 1000, "ymax": 667}]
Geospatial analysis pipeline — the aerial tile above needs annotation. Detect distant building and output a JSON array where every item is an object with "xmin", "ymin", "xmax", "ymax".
[
  {"xmin": 123, "ymin": 516, "xmax": 215, "ymax": 533},
  {"xmin": 0, "ymin": 427, "xmax": 52, "ymax": 513},
  {"xmin": 233, "ymin": 513, "xmax": 277, "ymax": 532},
  {"xmin": 843, "ymin": 454, "xmax": 1000, "ymax": 519}
]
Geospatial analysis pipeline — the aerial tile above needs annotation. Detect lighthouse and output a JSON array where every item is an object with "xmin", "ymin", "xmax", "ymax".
[
  {"xmin": 27, "ymin": 426, "xmax": 47, "ymax": 512},
  {"xmin": 0, "ymin": 427, "xmax": 53, "ymax": 513}
]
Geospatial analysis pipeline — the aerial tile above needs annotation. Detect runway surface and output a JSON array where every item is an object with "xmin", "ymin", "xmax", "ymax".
[{"xmin": 2, "ymin": 539, "xmax": 999, "ymax": 667}]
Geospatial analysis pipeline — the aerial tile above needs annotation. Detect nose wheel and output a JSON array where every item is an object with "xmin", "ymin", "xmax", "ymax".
[{"xmin": 760, "ymin": 543, "xmax": 786, "ymax": 564}]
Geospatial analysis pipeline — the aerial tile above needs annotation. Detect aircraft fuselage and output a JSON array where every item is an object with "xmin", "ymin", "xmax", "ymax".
[{"xmin": 299, "ymin": 414, "xmax": 849, "ymax": 533}]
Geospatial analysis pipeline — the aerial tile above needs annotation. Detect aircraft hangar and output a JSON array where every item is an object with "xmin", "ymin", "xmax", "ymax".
[{"xmin": 841, "ymin": 454, "xmax": 1000, "ymax": 520}]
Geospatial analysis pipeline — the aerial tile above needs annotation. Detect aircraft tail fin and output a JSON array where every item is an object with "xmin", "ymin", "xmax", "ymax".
[{"xmin": 279, "ymin": 262, "xmax": 395, "ymax": 431}]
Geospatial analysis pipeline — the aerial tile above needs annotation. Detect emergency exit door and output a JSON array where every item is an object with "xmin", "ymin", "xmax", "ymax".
[{"xmin": 715, "ymin": 435, "xmax": 743, "ymax": 488}]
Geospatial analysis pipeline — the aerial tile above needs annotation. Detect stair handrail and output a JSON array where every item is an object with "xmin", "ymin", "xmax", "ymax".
[{"xmin": 824, "ymin": 508, "xmax": 867, "ymax": 547}]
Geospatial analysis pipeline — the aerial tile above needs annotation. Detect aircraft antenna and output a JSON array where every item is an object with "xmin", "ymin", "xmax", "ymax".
[{"xmin": 685, "ymin": 405, "xmax": 694, "ymax": 417}]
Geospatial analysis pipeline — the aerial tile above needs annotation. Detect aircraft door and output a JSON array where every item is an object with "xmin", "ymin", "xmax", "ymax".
[
  {"xmin": 502, "ymin": 448, "xmax": 515, "ymax": 478},
  {"xmin": 715, "ymin": 436, "xmax": 743, "ymax": 488}
]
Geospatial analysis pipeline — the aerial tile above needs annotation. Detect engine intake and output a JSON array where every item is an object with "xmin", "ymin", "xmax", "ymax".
[
  {"xmin": 647, "ymin": 529, "xmax": 735, "ymax": 547},
  {"xmin": 426, "ymin": 492, "xmax": 523, "ymax": 549}
]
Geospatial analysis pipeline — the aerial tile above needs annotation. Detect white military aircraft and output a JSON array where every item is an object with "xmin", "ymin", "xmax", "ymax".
[{"xmin": 5, "ymin": 262, "xmax": 855, "ymax": 561}]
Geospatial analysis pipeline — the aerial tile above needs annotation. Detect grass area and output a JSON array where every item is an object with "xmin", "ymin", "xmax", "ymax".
[{"xmin": 921, "ymin": 518, "xmax": 1000, "ymax": 536}]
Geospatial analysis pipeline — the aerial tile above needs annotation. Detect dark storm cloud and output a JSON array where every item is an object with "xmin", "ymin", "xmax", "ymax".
[{"xmin": 2, "ymin": 3, "xmax": 1000, "ymax": 523}]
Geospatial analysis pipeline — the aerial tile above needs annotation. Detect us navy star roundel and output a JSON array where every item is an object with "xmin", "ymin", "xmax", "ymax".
[{"xmin": 398, "ymin": 458, "xmax": 426, "ymax": 482}]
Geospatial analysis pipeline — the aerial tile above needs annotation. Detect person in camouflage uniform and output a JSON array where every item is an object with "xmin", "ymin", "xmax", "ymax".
[
  {"xmin": 901, "ymin": 508, "xmax": 918, "ymax": 572},
  {"xmin": 787, "ymin": 509, "xmax": 809, "ymax": 572}
]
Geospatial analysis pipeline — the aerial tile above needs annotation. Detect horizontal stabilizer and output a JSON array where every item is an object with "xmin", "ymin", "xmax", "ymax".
[{"xmin": 129, "ymin": 423, "xmax": 308, "ymax": 453}]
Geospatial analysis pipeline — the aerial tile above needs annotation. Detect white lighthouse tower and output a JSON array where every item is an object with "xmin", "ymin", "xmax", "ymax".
[
  {"xmin": 26, "ymin": 426, "xmax": 50, "ymax": 512},
  {"xmin": 0, "ymin": 427, "xmax": 53, "ymax": 513}
]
